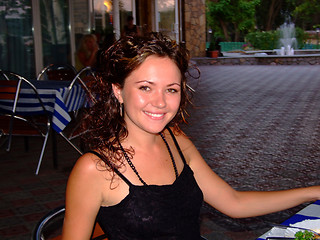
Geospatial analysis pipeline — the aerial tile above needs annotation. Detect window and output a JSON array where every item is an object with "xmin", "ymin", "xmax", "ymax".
[{"xmin": 0, "ymin": 0, "xmax": 35, "ymax": 78}]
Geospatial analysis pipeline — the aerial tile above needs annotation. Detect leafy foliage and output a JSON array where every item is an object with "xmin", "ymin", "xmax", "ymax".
[
  {"xmin": 244, "ymin": 26, "xmax": 307, "ymax": 50},
  {"xmin": 294, "ymin": 27, "xmax": 308, "ymax": 48},
  {"xmin": 245, "ymin": 31, "xmax": 279, "ymax": 50},
  {"xmin": 291, "ymin": 0, "xmax": 320, "ymax": 29},
  {"xmin": 206, "ymin": 0, "xmax": 260, "ymax": 42},
  {"xmin": 294, "ymin": 230, "xmax": 315, "ymax": 240},
  {"xmin": 206, "ymin": 0, "xmax": 320, "ymax": 48}
]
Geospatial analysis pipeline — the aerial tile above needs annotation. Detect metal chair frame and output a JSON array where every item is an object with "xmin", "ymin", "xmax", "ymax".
[
  {"xmin": 59, "ymin": 66, "xmax": 97, "ymax": 155},
  {"xmin": 0, "ymin": 71, "xmax": 51, "ymax": 175},
  {"xmin": 32, "ymin": 205, "xmax": 108, "ymax": 240},
  {"xmin": 37, "ymin": 64, "xmax": 77, "ymax": 81}
]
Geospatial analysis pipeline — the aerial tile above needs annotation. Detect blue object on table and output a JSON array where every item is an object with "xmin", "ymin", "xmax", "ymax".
[
  {"xmin": 0, "ymin": 80, "xmax": 85, "ymax": 133},
  {"xmin": 257, "ymin": 200, "xmax": 320, "ymax": 240}
]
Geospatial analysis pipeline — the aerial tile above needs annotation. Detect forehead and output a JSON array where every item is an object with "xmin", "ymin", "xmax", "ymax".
[{"xmin": 126, "ymin": 55, "xmax": 181, "ymax": 84}]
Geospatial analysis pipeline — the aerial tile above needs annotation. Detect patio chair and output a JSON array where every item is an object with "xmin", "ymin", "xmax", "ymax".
[
  {"xmin": 0, "ymin": 70, "xmax": 21, "ymax": 81},
  {"xmin": 58, "ymin": 66, "xmax": 97, "ymax": 155},
  {"xmin": 0, "ymin": 72, "xmax": 51, "ymax": 175},
  {"xmin": 37, "ymin": 64, "xmax": 77, "ymax": 81},
  {"xmin": 32, "ymin": 205, "xmax": 108, "ymax": 240}
]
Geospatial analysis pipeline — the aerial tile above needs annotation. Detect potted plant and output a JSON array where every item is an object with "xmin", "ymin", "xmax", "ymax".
[{"xmin": 207, "ymin": 40, "xmax": 219, "ymax": 58}]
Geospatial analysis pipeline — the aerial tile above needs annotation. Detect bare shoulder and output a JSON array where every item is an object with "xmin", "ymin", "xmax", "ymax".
[
  {"xmin": 165, "ymin": 127, "xmax": 200, "ymax": 164},
  {"xmin": 67, "ymin": 152, "xmax": 109, "ymax": 190},
  {"xmin": 167, "ymin": 128, "xmax": 193, "ymax": 147},
  {"xmin": 71, "ymin": 152, "xmax": 105, "ymax": 176}
]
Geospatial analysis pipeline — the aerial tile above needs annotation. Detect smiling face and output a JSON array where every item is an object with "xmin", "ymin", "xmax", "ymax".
[{"xmin": 112, "ymin": 55, "xmax": 181, "ymax": 135}]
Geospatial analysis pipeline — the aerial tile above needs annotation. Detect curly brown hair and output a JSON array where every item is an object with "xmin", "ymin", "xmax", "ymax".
[{"xmin": 81, "ymin": 32, "xmax": 198, "ymax": 171}]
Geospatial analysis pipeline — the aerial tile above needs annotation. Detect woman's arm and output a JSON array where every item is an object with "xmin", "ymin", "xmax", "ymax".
[
  {"xmin": 62, "ymin": 153, "xmax": 104, "ymax": 240},
  {"xmin": 177, "ymin": 133, "xmax": 320, "ymax": 218}
]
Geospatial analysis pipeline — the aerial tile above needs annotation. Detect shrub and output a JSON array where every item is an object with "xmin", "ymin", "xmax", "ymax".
[
  {"xmin": 295, "ymin": 27, "xmax": 308, "ymax": 49},
  {"xmin": 245, "ymin": 28, "xmax": 308, "ymax": 50},
  {"xmin": 245, "ymin": 31, "xmax": 279, "ymax": 50}
]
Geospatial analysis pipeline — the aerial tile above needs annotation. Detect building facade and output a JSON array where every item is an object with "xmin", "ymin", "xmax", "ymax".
[{"xmin": 0, "ymin": 0, "xmax": 206, "ymax": 79}]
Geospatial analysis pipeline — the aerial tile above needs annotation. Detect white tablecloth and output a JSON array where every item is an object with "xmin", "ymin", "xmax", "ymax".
[
  {"xmin": 257, "ymin": 200, "xmax": 320, "ymax": 239},
  {"xmin": 0, "ymin": 80, "xmax": 85, "ymax": 133}
]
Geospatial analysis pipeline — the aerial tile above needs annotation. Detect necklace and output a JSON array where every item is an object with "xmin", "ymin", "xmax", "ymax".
[
  {"xmin": 118, "ymin": 131, "xmax": 178, "ymax": 185},
  {"xmin": 159, "ymin": 132, "xmax": 179, "ymax": 178}
]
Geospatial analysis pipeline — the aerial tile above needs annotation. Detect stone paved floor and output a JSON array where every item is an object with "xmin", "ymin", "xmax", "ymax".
[
  {"xmin": 1, "ymin": 65, "xmax": 320, "ymax": 240},
  {"xmin": 186, "ymin": 65, "xmax": 320, "ymax": 240}
]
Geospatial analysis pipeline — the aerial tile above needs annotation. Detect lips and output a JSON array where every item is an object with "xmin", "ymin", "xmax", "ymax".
[{"xmin": 144, "ymin": 111, "xmax": 165, "ymax": 119}]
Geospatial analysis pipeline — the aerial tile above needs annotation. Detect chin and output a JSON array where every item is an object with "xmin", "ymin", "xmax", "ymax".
[
  {"xmin": 146, "ymin": 127, "xmax": 166, "ymax": 134},
  {"xmin": 142, "ymin": 123, "xmax": 168, "ymax": 134}
]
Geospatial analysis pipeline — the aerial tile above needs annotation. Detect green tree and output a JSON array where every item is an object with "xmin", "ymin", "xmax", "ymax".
[
  {"xmin": 255, "ymin": 0, "xmax": 320, "ymax": 31},
  {"xmin": 206, "ymin": 0, "xmax": 259, "ymax": 42},
  {"xmin": 291, "ymin": 0, "xmax": 320, "ymax": 29},
  {"xmin": 255, "ymin": 0, "xmax": 288, "ymax": 31}
]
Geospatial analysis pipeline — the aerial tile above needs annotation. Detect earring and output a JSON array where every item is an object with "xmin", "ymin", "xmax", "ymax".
[{"xmin": 120, "ymin": 103, "xmax": 123, "ymax": 117}]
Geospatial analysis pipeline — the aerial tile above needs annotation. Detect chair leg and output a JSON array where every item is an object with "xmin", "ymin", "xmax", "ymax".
[
  {"xmin": 0, "ymin": 132, "xmax": 8, "ymax": 149},
  {"xmin": 6, "ymin": 117, "xmax": 14, "ymax": 152},
  {"xmin": 6, "ymin": 133, "xmax": 12, "ymax": 152},
  {"xmin": 35, "ymin": 132, "xmax": 50, "ymax": 175},
  {"xmin": 51, "ymin": 131, "xmax": 58, "ymax": 169},
  {"xmin": 59, "ymin": 132, "xmax": 83, "ymax": 155}
]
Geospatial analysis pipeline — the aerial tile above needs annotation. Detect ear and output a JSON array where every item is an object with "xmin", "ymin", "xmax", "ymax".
[{"xmin": 112, "ymin": 83, "xmax": 123, "ymax": 103}]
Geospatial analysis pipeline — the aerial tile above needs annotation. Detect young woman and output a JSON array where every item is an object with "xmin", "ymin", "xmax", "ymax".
[{"xmin": 62, "ymin": 33, "xmax": 320, "ymax": 240}]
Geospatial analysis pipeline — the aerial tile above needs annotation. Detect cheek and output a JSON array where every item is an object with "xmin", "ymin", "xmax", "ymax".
[
  {"xmin": 170, "ymin": 94, "xmax": 181, "ymax": 111},
  {"xmin": 123, "ymin": 92, "xmax": 147, "ymax": 108},
  {"xmin": 136, "ymin": 94, "xmax": 148, "ymax": 105}
]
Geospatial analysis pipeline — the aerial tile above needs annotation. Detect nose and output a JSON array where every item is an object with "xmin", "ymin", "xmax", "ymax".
[{"xmin": 152, "ymin": 91, "xmax": 166, "ymax": 108}]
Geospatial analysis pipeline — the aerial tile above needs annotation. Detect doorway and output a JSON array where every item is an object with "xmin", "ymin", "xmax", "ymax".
[{"xmin": 135, "ymin": 0, "xmax": 180, "ymax": 41}]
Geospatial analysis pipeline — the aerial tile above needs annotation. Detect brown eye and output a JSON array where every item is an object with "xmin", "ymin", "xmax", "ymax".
[
  {"xmin": 139, "ymin": 86, "xmax": 150, "ymax": 91},
  {"xmin": 167, "ymin": 88, "xmax": 179, "ymax": 93}
]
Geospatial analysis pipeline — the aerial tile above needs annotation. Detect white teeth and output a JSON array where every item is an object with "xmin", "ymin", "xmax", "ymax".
[{"xmin": 145, "ymin": 112, "xmax": 164, "ymax": 117}]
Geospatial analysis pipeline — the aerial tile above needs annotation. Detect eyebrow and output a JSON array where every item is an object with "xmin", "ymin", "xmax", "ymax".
[
  {"xmin": 136, "ymin": 80, "xmax": 181, "ymax": 87},
  {"xmin": 168, "ymin": 83, "xmax": 181, "ymax": 87}
]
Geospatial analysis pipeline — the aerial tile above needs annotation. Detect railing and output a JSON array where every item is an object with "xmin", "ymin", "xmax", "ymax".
[{"xmin": 219, "ymin": 42, "xmax": 246, "ymax": 52}]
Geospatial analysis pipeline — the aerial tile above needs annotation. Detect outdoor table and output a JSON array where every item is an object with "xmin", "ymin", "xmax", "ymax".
[
  {"xmin": 0, "ymin": 79, "xmax": 86, "ymax": 171},
  {"xmin": 0, "ymin": 80, "xmax": 85, "ymax": 133},
  {"xmin": 257, "ymin": 200, "xmax": 320, "ymax": 239}
]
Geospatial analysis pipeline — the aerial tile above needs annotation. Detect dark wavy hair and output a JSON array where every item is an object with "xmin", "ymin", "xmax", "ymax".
[{"xmin": 81, "ymin": 32, "xmax": 198, "ymax": 171}]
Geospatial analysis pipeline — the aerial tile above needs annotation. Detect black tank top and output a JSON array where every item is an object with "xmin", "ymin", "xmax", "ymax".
[{"xmin": 91, "ymin": 129, "xmax": 204, "ymax": 240}]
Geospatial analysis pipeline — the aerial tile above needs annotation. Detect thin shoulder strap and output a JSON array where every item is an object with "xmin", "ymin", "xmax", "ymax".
[
  {"xmin": 87, "ymin": 150, "xmax": 132, "ymax": 186},
  {"xmin": 166, "ymin": 127, "xmax": 187, "ymax": 165}
]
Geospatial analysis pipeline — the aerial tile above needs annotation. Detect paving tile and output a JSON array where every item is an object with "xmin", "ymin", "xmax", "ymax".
[
  {"xmin": 0, "ymin": 224, "xmax": 29, "ymax": 237},
  {"xmin": 10, "ymin": 198, "xmax": 35, "ymax": 208},
  {"xmin": 33, "ymin": 192, "xmax": 65, "ymax": 203},
  {"xmin": 1, "ymin": 191, "xmax": 33, "ymax": 201},
  {"xmin": 0, "ymin": 209, "xmax": 15, "ymax": 218},
  {"xmin": 22, "ymin": 211, "xmax": 48, "ymax": 222},
  {"xmin": 185, "ymin": 65, "xmax": 320, "ymax": 239},
  {"xmin": 0, "ymin": 216, "xmax": 24, "ymax": 229},
  {"xmin": 0, "ymin": 186, "xmax": 22, "ymax": 194},
  {"xmin": 14, "ymin": 204, "xmax": 47, "ymax": 215},
  {"xmin": 30, "ymin": 187, "xmax": 54, "ymax": 196}
]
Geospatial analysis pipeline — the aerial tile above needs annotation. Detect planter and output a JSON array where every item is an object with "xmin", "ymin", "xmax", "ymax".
[{"xmin": 209, "ymin": 50, "xmax": 219, "ymax": 58}]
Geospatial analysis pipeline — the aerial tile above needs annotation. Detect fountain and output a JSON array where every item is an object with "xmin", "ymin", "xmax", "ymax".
[
  {"xmin": 277, "ymin": 22, "xmax": 297, "ymax": 56},
  {"xmin": 196, "ymin": 19, "xmax": 320, "ymax": 65}
]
